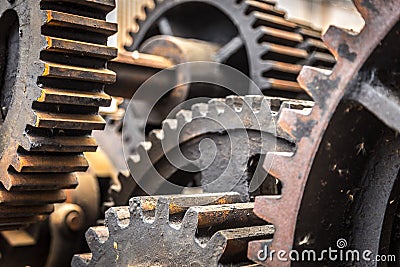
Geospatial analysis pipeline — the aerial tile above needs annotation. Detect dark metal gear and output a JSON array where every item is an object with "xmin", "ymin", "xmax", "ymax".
[
  {"xmin": 0, "ymin": 0, "xmax": 117, "ymax": 229},
  {"xmin": 247, "ymin": 0, "xmax": 400, "ymax": 266},
  {"xmin": 109, "ymin": 0, "xmax": 335, "ymax": 177},
  {"xmin": 125, "ymin": 0, "xmax": 335, "ymax": 96},
  {"xmin": 112, "ymin": 96, "xmax": 312, "ymax": 206},
  {"xmin": 72, "ymin": 192, "xmax": 274, "ymax": 266}
]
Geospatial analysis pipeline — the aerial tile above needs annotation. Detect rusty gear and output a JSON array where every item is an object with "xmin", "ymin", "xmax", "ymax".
[
  {"xmin": 0, "ymin": 0, "xmax": 117, "ymax": 229},
  {"xmin": 126, "ymin": 0, "xmax": 335, "ymax": 96},
  {"xmin": 72, "ymin": 192, "xmax": 274, "ymax": 266},
  {"xmin": 247, "ymin": 0, "xmax": 400, "ymax": 265},
  {"xmin": 108, "ymin": 0, "xmax": 335, "ymax": 178},
  {"xmin": 112, "ymin": 96, "xmax": 313, "ymax": 206}
]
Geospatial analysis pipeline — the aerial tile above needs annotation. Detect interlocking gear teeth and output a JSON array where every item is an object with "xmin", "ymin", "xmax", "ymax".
[
  {"xmin": 297, "ymin": 66, "xmax": 333, "ymax": 104},
  {"xmin": 113, "ymin": 96, "xmax": 309, "ymax": 205},
  {"xmin": 73, "ymin": 192, "xmax": 274, "ymax": 266},
  {"xmin": 125, "ymin": 0, "xmax": 334, "ymax": 94},
  {"xmin": 248, "ymin": 0, "xmax": 400, "ymax": 265},
  {"xmin": 0, "ymin": 0, "xmax": 117, "ymax": 228},
  {"xmin": 276, "ymin": 108, "xmax": 312, "ymax": 141}
]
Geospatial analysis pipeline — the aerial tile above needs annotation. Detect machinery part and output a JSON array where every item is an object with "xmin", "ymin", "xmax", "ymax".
[
  {"xmin": 106, "ymin": 0, "xmax": 335, "ymax": 175},
  {"xmin": 105, "ymin": 51, "xmax": 174, "ymax": 99},
  {"xmin": 0, "ymin": 0, "xmax": 117, "ymax": 228},
  {"xmin": 0, "ymin": 170, "xmax": 101, "ymax": 267},
  {"xmin": 112, "ymin": 95, "xmax": 313, "ymax": 206},
  {"xmin": 247, "ymin": 0, "xmax": 400, "ymax": 265},
  {"xmin": 126, "ymin": 0, "xmax": 335, "ymax": 96},
  {"xmin": 72, "ymin": 192, "xmax": 275, "ymax": 266}
]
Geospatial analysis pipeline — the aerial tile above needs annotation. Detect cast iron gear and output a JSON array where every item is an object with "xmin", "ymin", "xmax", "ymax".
[
  {"xmin": 112, "ymin": 95, "xmax": 312, "ymax": 206},
  {"xmin": 72, "ymin": 192, "xmax": 274, "ymax": 266},
  {"xmin": 125, "ymin": 0, "xmax": 335, "ymax": 96},
  {"xmin": 246, "ymin": 0, "xmax": 400, "ymax": 266},
  {"xmin": 0, "ymin": 0, "xmax": 117, "ymax": 229},
  {"xmin": 111, "ymin": 0, "xmax": 335, "ymax": 178}
]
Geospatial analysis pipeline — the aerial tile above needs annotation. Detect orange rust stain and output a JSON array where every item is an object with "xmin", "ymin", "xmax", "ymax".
[
  {"xmin": 46, "ymin": 36, "xmax": 52, "ymax": 49},
  {"xmin": 46, "ymin": 11, "xmax": 53, "ymax": 22}
]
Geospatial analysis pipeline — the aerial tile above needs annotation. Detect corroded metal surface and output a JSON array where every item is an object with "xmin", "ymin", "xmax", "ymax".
[
  {"xmin": 126, "ymin": 0, "xmax": 334, "ymax": 95},
  {"xmin": 0, "ymin": 0, "xmax": 117, "ymax": 229},
  {"xmin": 111, "ymin": 95, "xmax": 314, "ymax": 206},
  {"xmin": 72, "ymin": 192, "xmax": 274, "ymax": 266},
  {"xmin": 247, "ymin": 0, "xmax": 400, "ymax": 265}
]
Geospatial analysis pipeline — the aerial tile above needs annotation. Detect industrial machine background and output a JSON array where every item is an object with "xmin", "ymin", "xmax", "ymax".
[
  {"xmin": 106, "ymin": 0, "xmax": 336, "ymax": 208},
  {"xmin": 0, "ymin": 0, "xmax": 398, "ymax": 266}
]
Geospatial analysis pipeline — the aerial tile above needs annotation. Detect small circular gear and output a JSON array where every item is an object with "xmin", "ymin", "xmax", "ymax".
[{"xmin": 0, "ymin": 0, "xmax": 117, "ymax": 229}]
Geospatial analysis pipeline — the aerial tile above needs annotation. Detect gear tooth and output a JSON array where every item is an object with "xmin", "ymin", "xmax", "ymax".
[
  {"xmin": 105, "ymin": 207, "xmax": 130, "ymax": 234},
  {"xmin": 244, "ymin": 95, "xmax": 265, "ymax": 112},
  {"xmin": 154, "ymin": 197, "xmax": 170, "ymax": 223},
  {"xmin": 129, "ymin": 197, "xmax": 145, "ymax": 221},
  {"xmin": 180, "ymin": 208, "xmax": 200, "ymax": 236},
  {"xmin": 176, "ymin": 110, "xmax": 193, "ymax": 127},
  {"xmin": 225, "ymin": 95, "xmax": 244, "ymax": 111},
  {"xmin": 207, "ymin": 98, "xmax": 226, "ymax": 117},
  {"xmin": 259, "ymin": 97, "xmax": 273, "ymax": 116},
  {"xmin": 161, "ymin": 119, "xmax": 179, "ymax": 147},
  {"xmin": 253, "ymin": 195, "xmax": 282, "ymax": 225},
  {"xmin": 255, "ymin": 98, "xmax": 274, "ymax": 131},
  {"xmin": 85, "ymin": 226, "xmax": 109, "ymax": 252},
  {"xmin": 162, "ymin": 119, "xmax": 178, "ymax": 132},
  {"xmin": 164, "ymin": 122, "xmax": 182, "ymax": 149},
  {"xmin": 129, "ymin": 153, "xmax": 140, "ymax": 164},
  {"xmin": 130, "ymin": 141, "xmax": 153, "ymax": 171},
  {"xmin": 263, "ymin": 151, "xmax": 294, "ymax": 185},
  {"xmin": 71, "ymin": 253, "xmax": 92, "ymax": 267},
  {"xmin": 137, "ymin": 141, "xmax": 152, "ymax": 154},
  {"xmin": 297, "ymin": 66, "xmax": 332, "ymax": 104},
  {"xmin": 206, "ymin": 231, "xmax": 229, "ymax": 255},
  {"xmin": 276, "ymin": 107, "xmax": 312, "ymax": 141},
  {"xmin": 191, "ymin": 103, "xmax": 209, "ymax": 117},
  {"xmin": 148, "ymin": 129, "xmax": 164, "ymax": 143},
  {"xmin": 322, "ymin": 26, "xmax": 357, "ymax": 61}
]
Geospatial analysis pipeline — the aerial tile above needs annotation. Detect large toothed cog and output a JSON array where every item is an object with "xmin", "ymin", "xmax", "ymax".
[
  {"xmin": 125, "ymin": 0, "xmax": 335, "ymax": 95},
  {"xmin": 72, "ymin": 192, "xmax": 274, "ymax": 266},
  {"xmin": 246, "ymin": 0, "xmax": 400, "ymax": 266},
  {"xmin": 112, "ymin": 95, "xmax": 313, "ymax": 206},
  {"xmin": 0, "ymin": 0, "xmax": 117, "ymax": 229}
]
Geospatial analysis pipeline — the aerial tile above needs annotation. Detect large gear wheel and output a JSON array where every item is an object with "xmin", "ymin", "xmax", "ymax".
[
  {"xmin": 112, "ymin": 95, "xmax": 312, "ymax": 206},
  {"xmin": 125, "ymin": 0, "xmax": 335, "ymax": 96},
  {"xmin": 107, "ymin": 0, "xmax": 335, "ymax": 176},
  {"xmin": 0, "ymin": 0, "xmax": 117, "ymax": 229},
  {"xmin": 101, "ymin": 0, "xmax": 336, "ymax": 180},
  {"xmin": 72, "ymin": 192, "xmax": 274, "ymax": 266},
  {"xmin": 246, "ymin": 0, "xmax": 400, "ymax": 266}
]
